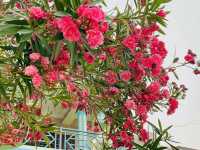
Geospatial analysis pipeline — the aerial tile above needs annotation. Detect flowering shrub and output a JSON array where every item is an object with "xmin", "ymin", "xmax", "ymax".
[{"xmin": 0, "ymin": 0, "xmax": 199, "ymax": 149}]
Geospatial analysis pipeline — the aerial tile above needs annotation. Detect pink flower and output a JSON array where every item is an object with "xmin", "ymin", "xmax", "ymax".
[
  {"xmin": 83, "ymin": 52, "xmax": 95, "ymax": 64},
  {"xmin": 61, "ymin": 101, "xmax": 69, "ymax": 109},
  {"xmin": 58, "ymin": 71, "xmax": 67, "ymax": 81},
  {"xmin": 46, "ymin": 70, "xmax": 59, "ymax": 84},
  {"xmin": 122, "ymin": 35, "xmax": 136, "ymax": 51},
  {"xmin": 89, "ymin": 20, "xmax": 99, "ymax": 30},
  {"xmin": 82, "ymin": 89, "xmax": 89, "ymax": 97},
  {"xmin": 67, "ymin": 82, "xmax": 76, "ymax": 93},
  {"xmin": 129, "ymin": 60, "xmax": 145, "ymax": 81},
  {"xmin": 92, "ymin": 123, "xmax": 101, "ymax": 132},
  {"xmin": 32, "ymin": 74, "xmax": 42, "ymax": 88},
  {"xmin": 11, "ymin": 129, "xmax": 23, "ymax": 135},
  {"xmin": 77, "ymin": 5, "xmax": 105, "ymax": 22},
  {"xmin": 119, "ymin": 131, "xmax": 133, "ymax": 145},
  {"xmin": 40, "ymin": 56, "xmax": 49, "ymax": 69},
  {"xmin": 57, "ymin": 16, "xmax": 80, "ymax": 42},
  {"xmin": 107, "ymin": 47, "xmax": 117, "ymax": 56},
  {"xmin": 33, "ymin": 131, "xmax": 43, "ymax": 141},
  {"xmin": 184, "ymin": 54, "xmax": 195, "ymax": 64},
  {"xmin": 142, "ymin": 54, "xmax": 163, "ymax": 69},
  {"xmin": 151, "ymin": 38, "xmax": 168, "ymax": 59},
  {"xmin": 147, "ymin": 81, "xmax": 160, "ymax": 94},
  {"xmin": 29, "ymin": 53, "xmax": 41, "ymax": 62},
  {"xmin": 99, "ymin": 53, "xmax": 107, "ymax": 62},
  {"xmin": 120, "ymin": 70, "xmax": 132, "ymax": 82},
  {"xmin": 100, "ymin": 21, "xmax": 109, "ymax": 33},
  {"xmin": 156, "ymin": 9, "xmax": 167, "ymax": 18},
  {"xmin": 124, "ymin": 100, "xmax": 136, "ymax": 110},
  {"xmin": 159, "ymin": 74, "xmax": 169, "ymax": 86},
  {"xmin": 139, "ymin": 129, "xmax": 149, "ymax": 142},
  {"xmin": 86, "ymin": 29, "xmax": 104, "ymax": 49},
  {"xmin": 29, "ymin": 91, "xmax": 42, "ymax": 100},
  {"xmin": 34, "ymin": 108, "xmax": 41, "ymax": 116},
  {"xmin": 77, "ymin": 5, "xmax": 88, "ymax": 16},
  {"xmin": 55, "ymin": 49, "xmax": 70, "ymax": 65},
  {"xmin": 15, "ymin": 2, "xmax": 21, "ymax": 9},
  {"xmin": 136, "ymin": 105, "xmax": 147, "ymax": 118},
  {"xmin": 29, "ymin": 7, "xmax": 46, "ymax": 20},
  {"xmin": 142, "ymin": 54, "xmax": 163, "ymax": 76},
  {"xmin": 104, "ymin": 70, "xmax": 118, "ymax": 85},
  {"xmin": 194, "ymin": 69, "xmax": 200, "ymax": 75},
  {"xmin": 43, "ymin": 117, "xmax": 52, "ymax": 125},
  {"xmin": 167, "ymin": 97, "xmax": 179, "ymax": 115},
  {"xmin": 111, "ymin": 135, "xmax": 119, "ymax": 148},
  {"xmin": 161, "ymin": 89, "xmax": 170, "ymax": 99},
  {"xmin": 19, "ymin": 103, "xmax": 29, "ymax": 112},
  {"xmin": 108, "ymin": 87, "xmax": 120, "ymax": 95},
  {"xmin": 47, "ymin": 19, "xmax": 58, "ymax": 29},
  {"xmin": 123, "ymin": 117, "xmax": 136, "ymax": 132},
  {"xmin": 24, "ymin": 65, "xmax": 38, "ymax": 76}
]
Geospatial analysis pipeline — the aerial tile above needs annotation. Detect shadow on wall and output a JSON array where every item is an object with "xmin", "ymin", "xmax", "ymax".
[{"xmin": 177, "ymin": 146, "xmax": 199, "ymax": 150}]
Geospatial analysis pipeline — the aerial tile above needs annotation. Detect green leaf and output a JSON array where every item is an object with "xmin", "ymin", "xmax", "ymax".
[
  {"xmin": 158, "ymin": 28, "xmax": 166, "ymax": 35},
  {"xmin": 0, "ymin": 24, "xmax": 29, "ymax": 36},
  {"xmin": 54, "ymin": 0, "xmax": 65, "ymax": 11},
  {"xmin": 0, "ymin": 24, "xmax": 22, "ymax": 36},
  {"xmin": 6, "ymin": 0, "xmax": 18, "ymax": 8},
  {"xmin": 157, "ymin": 147, "xmax": 168, "ymax": 150},
  {"xmin": 43, "ymin": 0, "xmax": 50, "ymax": 10},
  {"xmin": 17, "ymin": 29, "xmax": 33, "ymax": 34},
  {"xmin": 16, "ymin": 79, "xmax": 25, "ymax": 97},
  {"xmin": 173, "ymin": 57, "xmax": 179, "ymax": 63},
  {"xmin": 22, "ymin": 77, "xmax": 32, "ymax": 96},
  {"xmin": 65, "ymin": 40, "xmax": 76, "ymax": 68},
  {"xmin": 91, "ymin": 0, "xmax": 107, "ymax": 6},
  {"xmin": 5, "ymin": 20, "xmax": 28, "ymax": 25},
  {"xmin": 133, "ymin": 142, "xmax": 146, "ymax": 149},
  {"xmin": 151, "ymin": 134, "xmax": 163, "ymax": 149},
  {"xmin": 158, "ymin": 119, "xmax": 163, "ymax": 131},
  {"xmin": 0, "ymin": 45, "xmax": 17, "ymax": 51},
  {"xmin": 148, "ymin": 121, "xmax": 161, "ymax": 135},
  {"xmin": 32, "ymin": 37, "xmax": 51, "ymax": 57},
  {"xmin": 54, "ymin": 11, "xmax": 68, "ymax": 17},
  {"xmin": 172, "ymin": 71, "xmax": 179, "ymax": 80},
  {"xmin": 52, "ymin": 41, "xmax": 62, "ymax": 62},
  {"xmin": 150, "ymin": 0, "xmax": 172, "ymax": 11},
  {"xmin": 0, "ymin": 15, "xmax": 20, "ymax": 22},
  {"xmin": 0, "ymin": 85, "xmax": 8, "ymax": 99}
]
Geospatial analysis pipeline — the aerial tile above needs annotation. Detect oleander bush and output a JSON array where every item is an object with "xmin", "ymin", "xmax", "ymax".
[{"xmin": 0, "ymin": 0, "xmax": 199, "ymax": 149}]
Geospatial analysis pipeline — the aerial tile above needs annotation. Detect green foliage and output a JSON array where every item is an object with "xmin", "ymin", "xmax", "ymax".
[
  {"xmin": 0, "ymin": 0, "xmax": 186, "ymax": 149},
  {"xmin": 133, "ymin": 120, "xmax": 179, "ymax": 150}
]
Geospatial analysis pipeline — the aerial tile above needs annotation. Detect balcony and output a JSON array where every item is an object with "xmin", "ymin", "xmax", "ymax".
[
  {"xmin": 12, "ymin": 111, "xmax": 103, "ymax": 150},
  {"xmin": 20, "ymin": 127, "xmax": 103, "ymax": 150}
]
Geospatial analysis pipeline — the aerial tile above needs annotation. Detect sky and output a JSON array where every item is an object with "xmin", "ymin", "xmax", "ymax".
[{"xmin": 105, "ymin": 0, "xmax": 200, "ymax": 149}]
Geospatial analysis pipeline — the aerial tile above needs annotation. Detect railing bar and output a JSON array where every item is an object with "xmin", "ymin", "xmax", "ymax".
[
  {"xmin": 64, "ymin": 131, "xmax": 66, "ymax": 150},
  {"xmin": 59, "ymin": 128, "xmax": 62, "ymax": 149},
  {"xmin": 60, "ymin": 127, "xmax": 102, "ymax": 135},
  {"xmin": 55, "ymin": 133, "xmax": 57, "ymax": 149}
]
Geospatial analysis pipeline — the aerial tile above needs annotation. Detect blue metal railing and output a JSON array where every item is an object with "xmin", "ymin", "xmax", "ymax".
[
  {"xmin": 24, "ymin": 127, "xmax": 103, "ymax": 150},
  {"xmin": 19, "ymin": 111, "xmax": 102, "ymax": 149}
]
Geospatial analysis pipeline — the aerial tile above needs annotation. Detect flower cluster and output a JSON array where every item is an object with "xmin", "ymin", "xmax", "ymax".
[
  {"xmin": 29, "ymin": 7, "xmax": 46, "ymax": 20},
  {"xmin": 0, "ymin": 125, "xmax": 24, "ymax": 146},
  {"xmin": 57, "ymin": 16, "xmax": 81, "ymax": 42},
  {"xmin": 0, "ymin": 0, "xmax": 199, "ymax": 149},
  {"xmin": 77, "ymin": 5, "xmax": 108, "ymax": 48}
]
